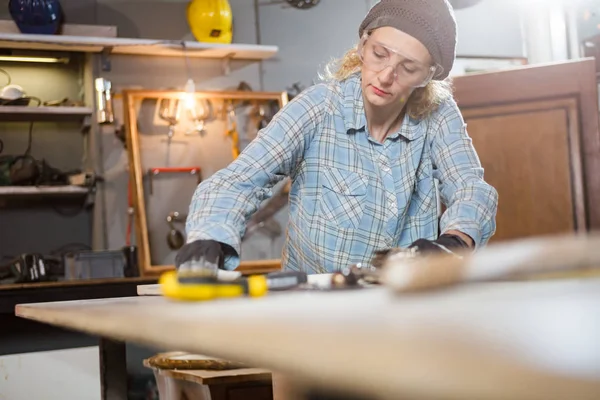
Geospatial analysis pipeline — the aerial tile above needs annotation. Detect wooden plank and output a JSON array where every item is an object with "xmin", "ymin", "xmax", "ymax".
[
  {"xmin": 15, "ymin": 278, "xmax": 600, "ymax": 400},
  {"xmin": 137, "ymin": 284, "xmax": 161, "ymax": 296},
  {"xmin": 0, "ymin": 21, "xmax": 117, "ymax": 37},
  {"xmin": 234, "ymin": 259, "xmax": 281, "ymax": 273},
  {"xmin": 0, "ymin": 185, "xmax": 89, "ymax": 196},
  {"xmin": 0, "ymin": 277, "xmax": 157, "ymax": 292}
]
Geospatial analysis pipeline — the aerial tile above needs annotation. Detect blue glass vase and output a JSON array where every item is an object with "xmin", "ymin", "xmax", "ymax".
[{"xmin": 8, "ymin": 0, "xmax": 63, "ymax": 35}]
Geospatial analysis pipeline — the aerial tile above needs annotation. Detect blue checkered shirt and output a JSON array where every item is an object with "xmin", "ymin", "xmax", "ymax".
[{"xmin": 185, "ymin": 73, "xmax": 498, "ymax": 273}]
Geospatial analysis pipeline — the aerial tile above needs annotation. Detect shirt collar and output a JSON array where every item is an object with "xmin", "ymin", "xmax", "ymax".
[{"xmin": 341, "ymin": 73, "xmax": 424, "ymax": 141}]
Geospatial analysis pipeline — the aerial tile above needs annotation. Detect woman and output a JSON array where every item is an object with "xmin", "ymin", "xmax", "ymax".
[{"xmin": 176, "ymin": 0, "xmax": 498, "ymax": 274}]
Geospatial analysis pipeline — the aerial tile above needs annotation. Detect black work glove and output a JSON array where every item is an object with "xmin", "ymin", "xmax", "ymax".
[
  {"xmin": 408, "ymin": 233, "xmax": 470, "ymax": 256},
  {"xmin": 175, "ymin": 239, "xmax": 228, "ymax": 273},
  {"xmin": 370, "ymin": 234, "xmax": 471, "ymax": 269}
]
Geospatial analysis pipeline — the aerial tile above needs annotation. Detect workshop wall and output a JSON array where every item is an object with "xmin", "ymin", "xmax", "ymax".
[{"xmin": 257, "ymin": 0, "xmax": 526, "ymax": 91}]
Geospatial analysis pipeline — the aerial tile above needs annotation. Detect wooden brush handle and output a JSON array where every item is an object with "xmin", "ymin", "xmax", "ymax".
[{"xmin": 382, "ymin": 233, "xmax": 600, "ymax": 293}]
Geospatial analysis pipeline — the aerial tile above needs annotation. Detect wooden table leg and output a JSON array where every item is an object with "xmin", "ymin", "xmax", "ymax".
[
  {"xmin": 272, "ymin": 372, "xmax": 305, "ymax": 400},
  {"xmin": 152, "ymin": 370, "xmax": 212, "ymax": 400},
  {"xmin": 99, "ymin": 338, "xmax": 128, "ymax": 400},
  {"xmin": 302, "ymin": 390, "xmax": 376, "ymax": 400}
]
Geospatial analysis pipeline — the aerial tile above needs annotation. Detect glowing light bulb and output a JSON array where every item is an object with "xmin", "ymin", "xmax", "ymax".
[{"xmin": 183, "ymin": 78, "xmax": 197, "ymax": 117}]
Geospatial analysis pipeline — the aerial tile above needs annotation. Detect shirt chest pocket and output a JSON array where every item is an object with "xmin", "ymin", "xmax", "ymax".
[
  {"xmin": 319, "ymin": 167, "xmax": 367, "ymax": 229},
  {"xmin": 407, "ymin": 159, "xmax": 435, "ymax": 216}
]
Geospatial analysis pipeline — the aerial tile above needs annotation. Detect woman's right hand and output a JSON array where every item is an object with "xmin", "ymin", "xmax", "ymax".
[{"xmin": 175, "ymin": 239, "xmax": 225, "ymax": 273}]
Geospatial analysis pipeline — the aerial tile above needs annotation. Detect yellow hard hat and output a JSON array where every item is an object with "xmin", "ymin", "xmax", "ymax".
[{"xmin": 187, "ymin": 0, "xmax": 233, "ymax": 44}]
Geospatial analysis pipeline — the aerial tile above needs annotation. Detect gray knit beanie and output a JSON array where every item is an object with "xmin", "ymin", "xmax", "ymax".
[{"xmin": 358, "ymin": 0, "xmax": 457, "ymax": 80}]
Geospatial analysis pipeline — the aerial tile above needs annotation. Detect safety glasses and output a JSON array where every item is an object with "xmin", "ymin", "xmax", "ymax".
[{"xmin": 357, "ymin": 34, "xmax": 442, "ymax": 88}]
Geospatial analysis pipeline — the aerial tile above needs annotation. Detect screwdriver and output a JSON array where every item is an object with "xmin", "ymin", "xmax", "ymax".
[{"xmin": 159, "ymin": 270, "xmax": 308, "ymax": 301}]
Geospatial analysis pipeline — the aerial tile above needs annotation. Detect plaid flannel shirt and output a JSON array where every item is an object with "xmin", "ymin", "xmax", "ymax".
[{"xmin": 185, "ymin": 73, "xmax": 498, "ymax": 273}]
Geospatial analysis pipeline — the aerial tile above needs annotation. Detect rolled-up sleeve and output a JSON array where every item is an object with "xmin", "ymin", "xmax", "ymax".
[
  {"xmin": 185, "ymin": 85, "xmax": 326, "ymax": 269},
  {"xmin": 431, "ymin": 98, "xmax": 498, "ymax": 247}
]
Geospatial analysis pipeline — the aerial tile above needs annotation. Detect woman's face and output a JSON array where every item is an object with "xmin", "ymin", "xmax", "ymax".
[{"xmin": 359, "ymin": 27, "xmax": 433, "ymax": 110}]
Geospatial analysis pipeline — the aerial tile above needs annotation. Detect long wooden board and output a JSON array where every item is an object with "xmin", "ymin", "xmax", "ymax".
[{"xmin": 15, "ymin": 278, "xmax": 600, "ymax": 400}]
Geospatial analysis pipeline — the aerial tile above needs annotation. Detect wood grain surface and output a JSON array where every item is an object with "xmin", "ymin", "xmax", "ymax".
[
  {"xmin": 15, "ymin": 278, "xmax": 600, "ymax": 400},
  {"xmin": 463, "ymin": 101, "xmax": 582, "ymax": 240},
  {"xmin": 382, "ymin": 232, "xmax": 600, "ymax": 292}
]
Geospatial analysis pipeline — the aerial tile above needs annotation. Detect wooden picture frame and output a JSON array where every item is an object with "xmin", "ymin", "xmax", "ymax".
[{"xmin": 122, "ymin": 89, "xmax": 289, "ymax": 277}]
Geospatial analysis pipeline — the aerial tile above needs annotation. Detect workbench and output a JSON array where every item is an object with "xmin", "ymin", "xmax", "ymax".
[{"xmin": 14, "ymin": 277, "xmax": 600, "ymax": 400}]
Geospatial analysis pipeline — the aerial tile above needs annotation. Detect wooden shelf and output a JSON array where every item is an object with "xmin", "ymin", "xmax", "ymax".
[
  {"xmin": 0, "ymin": 276, "xmax": 159, "ymax": 314},
  {"xmin": 0, "ymin": 105, "xmax": 92, "ymax": 122},
  {"xmin": 0, "ymin": 185, "xmax": 89, "ymax": 196},
  {"xmin": 0, "ymin": 33, "xmax": 278, "ymax": 60},
  {"xmin": 0, "ymin": 277, "xmax": 157, "ymax": 291}
]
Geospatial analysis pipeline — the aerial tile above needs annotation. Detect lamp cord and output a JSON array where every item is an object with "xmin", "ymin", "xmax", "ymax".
[{"xmin": 181, "ymin": 40, "xmax": 193, "ymax": 81}]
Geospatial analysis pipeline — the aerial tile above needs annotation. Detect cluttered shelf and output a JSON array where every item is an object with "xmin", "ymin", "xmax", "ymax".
[{"xmin": 0, "ymin": 105, "xmax": 93, "ymax": 122}]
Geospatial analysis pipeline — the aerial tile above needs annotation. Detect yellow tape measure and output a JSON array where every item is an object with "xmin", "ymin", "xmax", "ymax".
[{"xmin": 159, "ymin": 270, "xmax": 269, "ymax": 301}]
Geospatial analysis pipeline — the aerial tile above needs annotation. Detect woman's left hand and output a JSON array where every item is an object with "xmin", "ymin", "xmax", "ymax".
[{"xmin": 408, "ymin": 232, "xmax": 472, "ymax": 255}]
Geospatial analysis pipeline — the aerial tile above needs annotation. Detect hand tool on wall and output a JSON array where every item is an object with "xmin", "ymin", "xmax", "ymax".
[
  {"xmin": 147, "ymin": 167, "xmax": 202, "ymax": 195},
  {"xmin": 381, "ymin": 232, "xmax": 600, "ymax": 293},
  {"xmin": 185, "ymin": 98, "xmax": 214, "ymax": 136},
  {"xmin": 285, "ymin": 0, "xmax": 320, "ymax": 9},
  {"xmin": 158, "ymin": 98, "xmax": 182, "ymax": 139},
  {"xmin": 126, "ymin": 179, "xmax": 135, "ymax": 246},
  {"xmin": 158, "ymin": 98, "xmax": 182, "ymax": 165},
  {"xmin": 166, "ymin": 211, "xmax": 187, "ymax": 250},
  {"xmin": 223, "ymin": 100, "xmax": 240, "ymax": 159},
  {"xmin": 159, "ymin": 270, "xmax": 308, "ymax": 301},
  {"xmin": 286, "ymin": 82, "xmax": 305, "ymax": 100},
  {"xmin": 255, "ymin": 102, "xmax": 269, "ymax": 131},
  {"xmin": 95, "ymin": 77, "xmax": 114, "ymax": 125}
]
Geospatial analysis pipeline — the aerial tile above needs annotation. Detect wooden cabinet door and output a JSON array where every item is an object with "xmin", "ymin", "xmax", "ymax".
[
  {"xmin": 463, "ymin": 100, "xmax": 584, "ymax": 241},
  {"xmin": 452, "ymin": 58, "xmax": 600, "ymax": 242}
]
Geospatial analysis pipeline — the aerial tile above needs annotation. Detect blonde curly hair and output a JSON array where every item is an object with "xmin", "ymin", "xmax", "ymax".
[{"xmin": 320, "ymin": 45, "xmax": 454, "ymax": 120}]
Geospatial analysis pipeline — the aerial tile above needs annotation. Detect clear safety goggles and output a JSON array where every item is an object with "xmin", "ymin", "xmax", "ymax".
[{"xmin": 357, "ymin": 34, "xmax": 442, "ymax": 88}]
